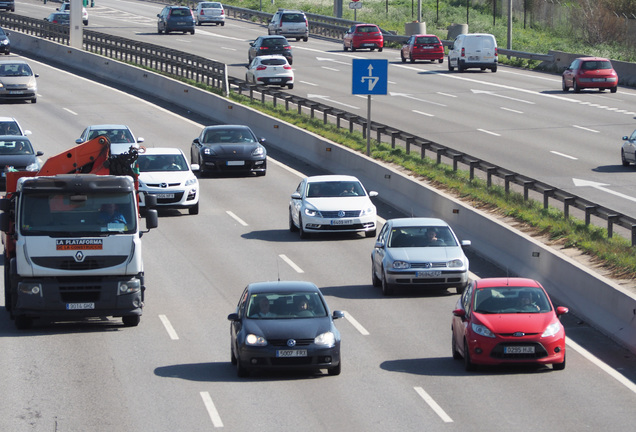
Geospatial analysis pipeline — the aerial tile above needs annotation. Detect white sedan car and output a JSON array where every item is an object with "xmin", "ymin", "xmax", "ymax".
[
  {"xmin": 371, "ymin": 218, "xmax": 471, "ymax": 296},
  {"xmin": 76, "ymin": 124, "xmax": 144, "ymax": 155},
  {"xmin": 245, "ymin": 55, "xmax": 294, "ymax": 89},
  {"xmin": 137, "ymin": 147, "xmax": 200, "ymax": 215},
  {"xmin": 289, "ymin": 175, "xmax": 378, "ymax": 239}
]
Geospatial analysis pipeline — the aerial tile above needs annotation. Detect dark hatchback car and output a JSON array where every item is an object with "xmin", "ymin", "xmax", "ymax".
[
  {"xmin": 157, "ymin": 5, "xmax": 195, "ymax": 35},
  {"xmin": 248, "ymin": 35, "xmax": 293, "ymax": 65},
  {"xmin": 228, "ymin": 281, "xmax": 344, "ymax": 377},
  {"xmin": 0, "ymin": 27, "xmax": 9, "ymax": 55},
  {"xmin": 0, "ymin": 136, "xmax": 43, "ymax": 189},
  {"xmin": 190, "ymin": 125, "xmax": 267, "ymax": 176},
  {"xmin": 44, "ymin": 12, "xmax": 70, "ymax": 25}
]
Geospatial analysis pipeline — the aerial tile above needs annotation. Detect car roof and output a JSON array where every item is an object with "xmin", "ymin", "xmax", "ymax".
[
  {"xmin": 0, "ymin": 59, "xmax": 30, "ymax": 65},
  {"xmin": 306, "ymin": 174, "xmax": 361, "ymax": 183},
  {"xmin": 139, "ymin": 147, "xmax": 184, "ymax": 156},
  {"xmin": 578, "ymin": 56, "xmax": 611, "ymax": 62},
  {"xmin": 473, "ymin": 277, "xmax": 542, "ymax": 289},
  {"xmin": 202, "ymin": 124, "xmax": 253, "ymax": 131},
  {"xmin": 0, "ymin": 117, "xmax": 18, "ymax": 122},
  {"xmin": 0, "ymin": 135, "xmax": 30, "ymax": 141},
  {"xmin": 247, "ymin": 281, "xmax": 320, "ymax": 294},
  {"xmin": 86, "ymin": 124, "xmax": 131, "ymax": 129},
  {"xmin": 261, "ymin": 35, "xmax": 287, "ymax": 40},
  {"xmin": 256, "ymin": 55, "xmax": 289, "ymax": 61},
  {"xmin": 411, "ymin": 34, "xmax": 440, "ymax": 38},
  {"xmin": 387, "ymin": 217, "xmax": 449, "ymax": 228}
]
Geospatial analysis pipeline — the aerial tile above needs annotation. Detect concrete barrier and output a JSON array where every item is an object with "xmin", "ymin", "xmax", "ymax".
[{"xmin": 12, "ymin": 32, "xmax": 636, "ymax": 353}]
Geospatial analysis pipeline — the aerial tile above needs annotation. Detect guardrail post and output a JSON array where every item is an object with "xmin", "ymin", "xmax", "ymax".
[
  {"xmin": 607, "ymin": 215, "xmax": 619, "ymax": 238},
  {"xmin": 523, "ymin": 181, "xmax": 534, "ymax": 201},
  {"xmin": 336, "ymin": 112, "xmax": 344, "ymax": 129},
  {"xmin": 585, "ymin": 206, "xmax": 598, "ymax": 226},
  {"xmin": 469, "ymin": 161, "xmax": 479, "ymax": 180},
  {"xmin": 453, "ymin": 154, "xmax": 462, "ymax": 172},
  {"xmin": 376, "ymin": 127, "xmax": 385, "ymax": 146},
  {"xmin": 391, "ymin": 131, "xmax": 399, "ymax": 149},
  {"xmin": 563, "ymin": 197, "xmax": 575, "ymax": 219},
  {"xmin": 504, "ymin": 174, "xmax": 515, "ymax": 194},
  {"xmin": 487, "ymin": 167, "xmax": 497, "ymax": 188},
  {"xmin": 632, "ymin": 225, "xmax": 636, "ymax": 247},
  {"xmin": 543, "ymin": 189, "xmax": 555, "ymax": 210},
  {"xmin": 405, "ymin": 137, "xmax": 411, "ymax": 154},
  {"xmin": 436, "ymin": 149, "xmax": 444, "ymax": 164}
]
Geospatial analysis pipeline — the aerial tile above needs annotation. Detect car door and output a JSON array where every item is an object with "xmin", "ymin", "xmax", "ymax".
[
  {"xmin": 626, "ymin": 130, "xmax": 636, "ymax": 163},
  {"xmin": 268, "ymin": 12, "xmax": 280, "ymax": 34},
  {"xmin": 448, "ymin": 36, "xmax": 460, "ymax": 66},
  {"xmin": 402, "ymin": 36, "xmax": 414, "ymax": 59},
  {"xmin": 372, "ymin": 222, "xmax": 390, "ymax": 278},
  {"xmin": 290, "ymin": 180, "xmax": 305, "ymax": 226},
  {"xmin": 563, "ymin": 59, "xmax": 579, "ymax": 87},
  {"xmin": 452, "ymin": 282, "xmax": 474, "ymax": 355}
]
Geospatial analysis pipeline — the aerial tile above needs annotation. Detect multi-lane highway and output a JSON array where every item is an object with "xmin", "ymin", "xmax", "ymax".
[{"xmin": 1, "ymin": 2, "xmax": 635, "ymax": 431}]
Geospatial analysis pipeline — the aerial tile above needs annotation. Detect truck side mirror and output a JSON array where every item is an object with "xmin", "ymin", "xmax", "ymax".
[
  {"xmin": 145, "ymin": 209, "xmax": 158, "ymax": 230},
  {"xmin": 0, "ymin": 212, "xmax": 9, "ymax": 233}
]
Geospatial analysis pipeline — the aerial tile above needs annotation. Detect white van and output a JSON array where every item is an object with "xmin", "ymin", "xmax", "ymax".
[{"xmin": 448, "ymin": 33, "xmax": 498, "ymax": 73}]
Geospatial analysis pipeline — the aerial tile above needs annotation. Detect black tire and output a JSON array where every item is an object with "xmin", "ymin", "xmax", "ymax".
[
  {"xmin": 191, "ymin": 30, "xmax": 195, "ymax": 35},
  {"xmin": 456, "ymin": 283, "xmax": 466, "ymax": 295},
  {"xmin": 378, "ymin": 47, "xmax": 383, "ymax": 52},
  {"xmin": 296, "ymin": 37, "xmax": 301, "ymax": 41},
  {"xmin": 491, "ymin": 65, "xmax": 497, "ymax": 73},
  {"xmin": 553, "ymin": 353, "xmax": 566, "ymax": 371},
  {"xmin": 289, "ymin": 209, "xmax": 298, "ymax": 232},
  {"xmin": 365, "ymin": 229, "xmax": 376, "ymax": 238},
  {"xmin": 188, "ymin": 202, "xmax": 199, "ymax": 215},
  {"xmin": 351, "ymin": 46, "xmax": 356, "ymax": 52},
  {"xmin": 401, "ymin": 54, "xmax": 406, "ymax": 63},
  {"xmin": 197, "ymin": 21, "xmax": 201, "ymax": 26},
  {"xmin": 451, "ymin": 330, "xmax": 462, "ymax": 360},
  {"xmin": 458, "ymin": 64, "xmax": 465, "ymax": 73},
  {"xmin": 230, "ymin": 345, "xmax": 237, "ymax": 365},
  {"xmin": 410, "ymin": 56, "xmax": 415, "ymax": 63},
  {"xmin": 371, "ymin": 262, "xmax": 381, "ymax": 287},
  {"xmin": 611, "ymin": 86, "xmax": 617, "ymax": 93},
  {"xmin": 464, "ymin": 340, "xmax": 476, "ymax": 371},
  {"xmin": 622, "ymin": 149, "xmax": 630, "ymax": 167},
  {"xmin": 574, "ymin": 79, "xmax": 581, "ymax": 93},
  {"xmin": 438, "ymin": 58, "xmax": 443, "ymax": 64},
  {"xmin": 381, "ymin": 270, "xmax": 393, "ymax": 296},
  {"xmin": 303, "ymin": 37, "xmax": 308, "ymax": 42},
  {"xmin": 31, "ymin": 98, "xmax": 37, "ymax": 104},
  {"xmin": 448, "ymin": 59, "xmax": 454, "ymax": 71},
  {"xmin": 122, "ymin": 315, "xmax": 140, "ymax": 327},
  {"xmin": 221, "ymin": 23, "xmax": 225, "ymax": 26},
  {"xmin": 327, "ymin": 361, "xmax": 341, "ymax": 376},
  {"xmin": 288, "ymin": 83, "xmax": 294, "ymax": 89},
  {"xmin": 15, "ymin": 315, "xmax": 33, "ymax": 330},
  {"xmin": 158, "ymin": 27, "xmax": 163, "ymax": 34},
  {"xmin": 299, "ymin": 217, "xmax": 309, "ymax": 239},
  {"xmin": 562, "ymin": 78, "xmax": 569, "ymax": 92},
  {"xmin": 343, "ymin": 45, "xmax": 349, "ymax": 52}
]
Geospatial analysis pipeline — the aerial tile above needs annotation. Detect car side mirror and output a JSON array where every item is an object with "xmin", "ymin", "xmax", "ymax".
[
  {"xmin": 556, "ymin": 306, "xmax": 569, "ymax": 316},
  {"xmin": 332, "ymin": 310, "xmax": 344, "ymax": 319},
  {"xmin": 369, "ymin": 191, "xmax": 379, "ymax": 197},
  {"xmin": 259, "ymin": 138, "xmax": 266, "ymax": 144},
  {"xmin": 622, "ymin": 136, "xmax": 628, "ymax": 141},
  {"xmin": 461, "ymin": 240, "xmax": 471, "ymax": 248},
  {"xmin": 452, "ymin": 308, "xmax": 466, "ymax": 319},
  {"xmin": 193, "ymin": 138, "xmax": 200, "ymax": 145},
  {"xmin": 36, "ymin": 151, "xmax": 44, "ymax": 157},
  {"xmin": 144, "ymin": 209, "xmax": 158, "ymax": 230},
  {"xmin": 227, "ymin": 313, "xmax": 239, "ymax": 321},
  {"xmin": 291, "ymin": 192, "xmax": 301, "ymax": 200}
]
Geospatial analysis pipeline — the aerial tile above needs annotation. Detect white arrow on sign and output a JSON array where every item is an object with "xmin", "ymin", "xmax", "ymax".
[
  {"xmin": 360, "ymin": 64, "xmax": 379, "ymax": 91},
  {"xmin": 471, "ymin": 89, "xmax": 535, "ymax": 104},
  {"xmin": 307, "ymin": 94, "xmax": 359, "ymax": 110},
  {"xmin": 572, "ymin": 178, "xmax": 636, "ymax": 203}
]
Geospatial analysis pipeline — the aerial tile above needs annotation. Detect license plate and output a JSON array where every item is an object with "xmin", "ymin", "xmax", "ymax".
[
  {"xmin": 227, "ymin": 160, "xmax": 245, "ymax": 166},
  {"xmin": 592, "ymin": 78, "xmax": 606, "ymax": 82},
  {"xmin": 66, "ymin": 303, "xmax": 95, "ymax": 310},
  {"xmin": 156, "ymin": 193, "xmax": 174, "ymax": 199},
  {"xmin": 362, "ymin": 43, "xmax": 374, "ymax": 47},
  {"xmin": 331, "ymin": 219, "xmax": 353, "ymax": 225},
  {"xmin": 504, "ymin": 346, "xmax": 535, "ymax": 354},
  {"xmin": 416, "ymin": 271, "xmax": 442, "ymax": 277},
  {"xmin": 276, "ymin": 349, "xmax": 308, "ymax": 357},
  {"xmin": 468, "ymin": 56, "xmax": 480, "ymax": 61},
  {"xmin": 270, "ymin": 78, "xmax": 281, "ymax": 82},
  {"xmin": 9, "ymin": 91, "xmax": 25, "ymax": 94}
]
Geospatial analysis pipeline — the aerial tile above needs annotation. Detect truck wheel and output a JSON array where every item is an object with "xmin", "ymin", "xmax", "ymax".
[
  {"xmin": 4, "ymin": 256, "xmax": 11, "ymax": 312},
  {"xmin": 15, "ymin": 315, "xmax": 33, "ymax": 330},
  {"xmin": 122, "ymin": 315, "xmax": 140, "ymax": 327}
]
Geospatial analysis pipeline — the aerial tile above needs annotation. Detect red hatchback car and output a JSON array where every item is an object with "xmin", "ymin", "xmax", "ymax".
[
  {"xmin": 562, "ymin": 56, "xmax": 618, "ymax": 93},
  {"xmin": 343, "ymin": 23, "xmax": 383, "ymax": 52},
  {"xmin": 401, "ymin": 34, "xmax": 444, "ymax": 63},
  {"xmin": 451, "ymin": 278, "xmax": 568, "ymax": 371}
]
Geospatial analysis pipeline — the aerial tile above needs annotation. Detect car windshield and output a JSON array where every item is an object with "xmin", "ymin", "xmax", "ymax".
[
  {"xmin": 582, "ymin": 60, "xmax": 612, "ymax": 70},
  {"xmin": 357, "ymin": 25, "xmax": 378, "ymax": 33},
  {"xmin": 201, "ymin": 2, "xmax": 221, "ymax": 8},
  {"xmin": 307, "ymin": 181, "xmax": 366, "ymax": 198},
  {"xmin": 170, "ymin": 8, "xmax": 191, "ymax": 17},
  {"xmin": 0, "ymin": 121, "xmax": 21, "ymax": 135},
  {"xmin": 202, "ymin": 128, "xmax": 255, "ymax": 144},
  {"xmin": 261, "ymin": 58, "xmax": 287, "ymax": 66},
  {"xmin": 0, "ymin": 63, "xmax": 33, "ymax": 77},
  {"xmin": 262, "ymin": 38, "xmax": 287, "ymax": 47},
  {"xmin": 388, "ymin": 226, "xmax": 458, "ymax": 247},
  {"xmin": 0, "ymin": 139, "xmax": 33, "ymax": 155},
  {"xmin": 138, "ymin": 153, "xmax": 188, "ymax": 172},
  {"xmin": 282, "ymin": 14, "xmax": 305, "ymax": 22},
  {"xmin": 473, "ymin": 287, "xmax": 552, "ymax": 314},
  {"xmin": 246, "ymin": 292, "xmax": 328, "ymax": 319},
  {"xmin": 416, "ymin": 36, "xmax": 439, "ymax": 44}
]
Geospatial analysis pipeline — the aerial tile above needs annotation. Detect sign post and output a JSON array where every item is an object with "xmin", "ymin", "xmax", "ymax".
[{"xmin": 351, "ymin": 59, "xmax": 388, "ymax": 155}]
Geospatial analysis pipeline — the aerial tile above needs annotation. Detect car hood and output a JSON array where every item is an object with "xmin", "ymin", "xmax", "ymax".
[
  {"xmin": 475, "ymin": 312, "xmax": 556, "ymax": 334},
  {"xmin": 204, "ymin": 143, "xmax": 259, "ymax": 157},
  {"xmin": 0, "ymin": 154, "xmax": 38, "ymax": 168},
  {"xmin": 244, "ymin": 316, "xmax": 333, "ymax": 339},
  {"xmin": 305, "ymin": 196, "xmax": 373, "ymax": 210},
  {"xmin": 388, "ymin": 246, "xmax": 465, "ymax": 262},
  {"xmin": 0, "ymin": 76, "xmax": 35, "ymax": 86},
  {"xmin": 139, "ymin": 171, "xmax": 193, "ymax": 185}
]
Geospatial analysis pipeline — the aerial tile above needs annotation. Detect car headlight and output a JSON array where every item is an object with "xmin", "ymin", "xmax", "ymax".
[
  {"xmin": 27, "ymin": 80, "xmax": 37, "ymax": 91},
  {"xmin": 542, "ymin": 321, "xmax": 561, "ymax": 338},
  {"xmin": 304, "ymin": 207, "xmax": 319, "ymax": 217},
  {"xmin": 203, "ymin": 147, "xmax": 216, "ymax": 156},
  {"xmin": 0, "ymin": 81, "xmax": 4, "ymax": 89},
  {"xmin": 118, "ymin": 279, "xmax": 141, "ymax": 295},
  {"xmin": 245, "ymin": 334, "xmax": 267, "ymax": 346},
  {"xmin": 0, "ymin": 40, "xmax": 8, "ymax": 46},
  {"xmin": 471, "ymin": 323, "xmax": 495, "ymax": 338},
  {"xmin": 185, "ymin": 177, "xmax": 198, "ymax": 186},
  {"xmin": 360, "ymin": 206, "xmax": 376, "ymax": 216},
  {"xmin": 314, "ymin": 331, "xmax": 335, "ymax": 347},
  {"xmin": 26, "ymin": 161, "xmax": 40, "ymax": 172},
  {"xmin": 447, "ymin": 259, "xmax": 464, "ymax": 268},
  {"xmin": 391, "ymin": 261, "xmax": 410, "ymax": 269},
  {"xmin": 251, "ymin": 146, "xmax": 264, "ymax": 157}
]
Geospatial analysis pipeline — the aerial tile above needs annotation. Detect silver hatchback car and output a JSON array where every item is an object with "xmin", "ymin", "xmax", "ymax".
[
  {"xmin": 0, "ymin": 60, "xmax": 38, "ymax": 103},
  {"xmin": 194, "ymin": 2, "xmax": 225, "ymax": 26}
]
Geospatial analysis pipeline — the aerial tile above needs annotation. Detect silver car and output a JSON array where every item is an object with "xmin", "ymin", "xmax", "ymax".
[
  {"xmin": 76, "ymin": 124, "xmax": 144, "ymax": 155},
  {"xmin": 0, "ymin": 60, "xmax": 37, "ymax": 103},
  {"xmin": 194, "ymin": 2, "xmax": 225, "ymax": 26},
  {"xmin": 621, "ymin": 129, "xmax": 636, "ymax": 167},
  {"xmin": 371, "ymin": 218, "xmax": 471, "ymax": 296}
]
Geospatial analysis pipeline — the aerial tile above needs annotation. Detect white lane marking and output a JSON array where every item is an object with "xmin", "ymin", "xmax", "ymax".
[
  {"xmin": 501, "ymin": 107, "xmax": 523, "ymax": 114},
  {"xmin": 344, "ymin": 311, "xmax": 369, "ymax": 335},
  {"xmin": 477, "ymin": 129, "xmax": 500, "ymax": 136},
  {"xmin": 414, "ymin": 387, "xmax": 453, "ymax": 423},
  {"xmin": 471, "ymin": 89, "xmax": 535, "ymax": 104},
  {"xmin": 200, "ymin": 391, "xmax": 224, "ymax": 428},
  {"xmin": 412, "ymin": 110, "xmax": 434, "ymax": 117},
  {"xmin": 573, "ymin": 125, "xmax": 600, "ymax": 133},
  {"xmin": 321, "ymin": 66, "xmax": 340, "ymax": 72},
  {"xmin": 437, "ymin": 92, "xmax": 456, "ymax": 98},
  {"xmin": 566, "ymin": 337, "xmax": 636, "ymax": 394},
  {"xmin": 390, "ymin": 92, "xmax": 447, "ymax": 107},
  {"xmin": 63, "ymin": 108, "xmax": 78, "ymax": 115},
  {"xmin": 159, "ymin": 314, "xmax": 179, "ymax": 340},
  {"xmin": 572, "ymin": 178, "xmax": 636, "ymax": 203},
  {"xmin": 299, "ymin": 81, "xmax": 318, "ymax": 86},
  {"xmin": 551, "ymin": 151, "xmax": 578, "ymax": 160},
  {"xmin": 279, "ymin": 254, "xmax": 304, "ymax": 273},
  {"xmin": 226, "ymin": 211, "xmax": 248, "ymax": 226}
]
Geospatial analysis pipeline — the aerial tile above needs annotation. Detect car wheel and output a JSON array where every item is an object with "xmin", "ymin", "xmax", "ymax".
[
  {"xmin": 122, "ymin": 315, "xmax": 140, "ymax": 327},
  {"xmin": 289, "ymin": 209, "xmax": 298, "ymax": 232},
  {"xmin": 401, "ymin": 54, "xmax": 406, "ymax": 63},
  {"xmin": 378, "ymin": 47, "xmax": 383, "ymax": 52},
  {"xmin": 371, "ymin": 261, "xmax": 381, "ymax": 287},
  {"xmin": 191, "ymin": 30, "xmax": 195, "ymax": 35},
  {"xmin": 438, "ymin": 58, "xmax": 443, "ymax": 64},
  {"xmin": 296, "ymin": 37, "xmax": 301, "ymax": 41},
  {"xmin": 451, "ymin": 330, "xmax": 462, "ymax": 360},
  {"xmin": 553, "ymin": 353, "xmax": 566, "ymax": 371},
  {"xmin": 456, "ymin": 283, "xmax": 466, "ymax": 295},
  {"xmin": 464, "ymin": 339, "xmax": 477, "ymax": 371},
  {"xmin": 188, "ymin": 202, "xmax": 199, "ymax": 215},
  {"xmin": 381, "ymin": 269, "xmax": 394, "ymax": 296},
  {"xmin": 15, "ymin": 315, "xmax": 33, "ymax": 330},
  {"xmin": 491, "ymin": 65, "xmax": 497, "ymax": 72},
  {"xmin": 448, "ymin": 59, "xmax": 454, "ymax": 71},
  {"xmin": 327, "ymin": 362, "xmax": 341, "ymax": 376},
  {"xmin": 287, "ymin": 83, "xmax": 294, "ymax": 90},
  {"xmin": 611, "ymin": 86, "xmax": 617, "ymax": 93},
  {"xmin": 351, "ymin": 46, "xmax": 356, "ymax": 52},
  {"xmin": 409, "ymin": 56, "xmax": 415, "ymax": 63},
  {"xmin": 31, "ymin": 98, "xmax": 37, "ymax": 104},
  {"xmin": 370, "ymin": 48, "xmax": 375, "ymax": 51},
  {"xmin": 365, "ymin": 229, "xmax": 376, "ymax": 238},
  {"xmin": 458, "ymin": 64, "xmax": 465, "ymax": 73},
  {"xmin": 299, "ymin": 216, "xmax": 309, "ymax": 239},
  {"xmin": 303, "ymin": 37, "xmax": 308, "ymax": 42},
  {"xmin": 574, "ymin": 79, "xmax": 581, "ymax": 93},
  {"xmin": 158, "ymin": 27, "xmax": 163, "ymax": 34},
  {"xmin": 236, "ymin": 356, "xmax": 249, "ymax": 378},
  {"xmin": 4, "ymin": 51, "xmax": 9, "ymax": 56},
  {"xmin": 622, "ymin": 149, "xmax": 630, "ymax": 167},
  {"xmin": 562, "ymin": 78, "xmax": 569, "ymax": 92},
  {"xmin": 230, "ymin": 344, "xmax": 237, "ymax": 365},
  {"xmin": 343, "ymin": 44, "xmax": 349, "ymax": 52},
  {"xmin": 221, "ymin": 23, "xmax": 225, "ymax": 26}
]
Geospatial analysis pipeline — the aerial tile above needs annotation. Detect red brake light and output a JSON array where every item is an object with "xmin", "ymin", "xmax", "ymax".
[
  {"xmin": 259, "ymin": 46, "xmax": 269, "ymax": 51},
  {"xmin": 256, "ymin": 65, "xmax": 267, "ymax": 70},
  {"xmin": 494, "ymin": 47, "xmax": 498, "ymax": 57},
  {"xmin": 284, "ymin": 45, "xmax": 291, "ymax": 50},
  {"xmin": 284, "ymin": 65, "xmax": 292, "ymax": 70},
  {"xmin": 461, "ymin": 47, "xmax": 465, "ymax": 57},
  {"xmin": 221, "ymin": 10, "xmax": 224, "ymax": 15},
  {"xmin": 200, "ymin": 10, "xmax": 204, "ymax": 15}
]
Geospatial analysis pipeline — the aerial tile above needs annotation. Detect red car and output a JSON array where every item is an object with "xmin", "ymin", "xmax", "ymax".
[
  {"xmin": 562, "ymin": 56, "xmax": 618, "ymax": 93},
  {"xmin": 343, "ymin": 24, "xmax": 383, "ymax": 52},
  {"xmin": 401, "ymin": 34, "xmax": 444, "ymax": 63},
  {"xmin": 451, "ymin": 277, "xmax": 568, "ymax": 371}
]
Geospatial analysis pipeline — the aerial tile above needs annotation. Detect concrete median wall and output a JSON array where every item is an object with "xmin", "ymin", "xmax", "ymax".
[{"xmin": 12, "ymin": 32, "xmax": 636, "ymax": 353}]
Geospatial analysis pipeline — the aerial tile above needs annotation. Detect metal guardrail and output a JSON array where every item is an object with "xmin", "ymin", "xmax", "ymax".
[{"xmin": 2, "ymin": 13, "xmax": 634, "ymax": 245}]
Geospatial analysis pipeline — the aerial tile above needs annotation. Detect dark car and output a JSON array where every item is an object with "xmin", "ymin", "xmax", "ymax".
[
  {"xmin": 562, "ymin": 56, "xmax": 618, "ymax": 93},
  {"xmin": 0, "ymin": 27, "xmax": 10, "ymax": 55},
  {"xmin": 227, "ymin": 280, "xmax": 344, "ymax": 377},
  {"xmin": 401, "ymin": 34, "xmax": 444, "ymax": 63},
  {"xmin": 0, "ymin": 136, "xmax": 43, "ymax": 189},
  {"xmin": 157, "ymin": 5, "xmax": 195, "ymax": 35},
  {"xmin": 44, "ymin": 12, "xmax": 70, "ymax": 25},
  {"xmin": 343, "ymin": 24, "xmax": 383, "ymax": 52},
  {"xmin": 248, "ymin": 35, "xmax": 293, "ymax": 65},
  {"xmin": 190, "ymin": 125, "xmax": 267, "ymax": 176}
]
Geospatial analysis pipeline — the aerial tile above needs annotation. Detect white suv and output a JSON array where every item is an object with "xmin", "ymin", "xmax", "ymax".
[
  {"xmin": 57, "ymin": 1, "xmax": 88, "ymax": 26},
  {"xmin": 268, "ymin": 9, "xmax": 308, "ymax": 42}
]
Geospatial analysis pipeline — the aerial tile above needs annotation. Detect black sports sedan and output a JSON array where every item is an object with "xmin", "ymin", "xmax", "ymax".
[
  {"xmin": 227, "ymin": 281, "xmax": 344, "ymax": 377},
  {"xmin": 0, "ymin": 136, "xmax": 43, "ymax": 189},
  {"xmin": 248, "ymin": 35, "xmax": 293, "ymax": 65},
  {"xmin": 190, "ymin": 125, "xmax": 267, "ymax": 176}
]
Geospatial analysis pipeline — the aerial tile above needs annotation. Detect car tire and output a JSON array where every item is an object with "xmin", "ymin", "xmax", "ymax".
[
  {"xmin": 409, "ymin": 56, "xmax": 415, "ymax": 63},
  {"xmin": 299, "ymin": 217, "xmax": 309, "ymax": 239},
  {"xmin": 456, "ymin": 283, "xmax": 466, "ymax": 295},
  {"xmin": 611, "ymin": 86, "xmax": 617, "ymax": 93},
  {"xmin": 371, "ymin": 262, "xmax": 381, "ymax": 287},
  {"xmin": 303, "ymin": 37, "xmax": 308, "ymax": 42},
  {"xmin": 622, "ymin": 149, "xmax": 630, "ymax": 167},
  {"xmin": 288, "ymin": 83, "xmax": 294, "ymax": 89},
  {"xmin": 448, "ymin": 59, "xmax": 454, "ymax": 71},
  {"xmin": 378, "ymin": 47, "xmax": 383, "ymax": 52},
  {"xmin": 438, "ymin": 58, "xmax": 443, "ymax": 64},
  {"xmin": 230, "ymin": 345, "xmax": 237, "ymax": 365},
  {"xmin": 351, "ymin": 46, "xmax": 356, "ymax": 52},
  {"xmin": 191, "ymin": 30, "xmax": 195, "ymax": 35},
  {"xmin": 553, "ymin": 353, "xmax": 566, "ymax": 371},
  {"xmin": 31, "ymin": 98, "xmax": 37, "ymax": 104},
  {"xmin": 188, "ymin": 202, "xmax": 199, "ymax": 215},
  {"xmin": 491, "ymin": 65, "xmax": 497, "ymax": 72},
  {"xmin": 327, "ymin": 362, "xmax": 341, "ymax": 376},
  {"xmin": 15, "ymin": 315, "xmax": 33, "ymax": 330},
  {"xmin": 458, "ymin": 64, "xmax": 465, "ymax": 73},
  {"xmin": 365, "ymin": 229, "xmax": 376, "ymax": 238},
  {"xmin": 381, "ymin": 269, "xmax": 394, "ymax": 296},
  {"xmin": 237, "ymin": 357, "xmax": 249, "ymax": 378},
  {"xmin": 4, "ymin": 51, "xmax": 9, "ymax": 56},
  {"xmin": 464, "ymin": 340, "xmax": 477, "ymax": 371},
  {"xmin": 158, "ymin": 27, "xmax": 163, "ymax": 34},
  {"xmin": 401, "ymin": 54, "xmax": 406, "ymax": 63},
  {"xmin": 562, "ymin": 78, "xmax": 569, "ymax": 92},
  {"xmin": 343, "ymin": 45, "xmax": 349, "ymax": 52},
  {"xmin": 289, "ymin": 209, "xmax": 298, "ymax": 232},
  {"xmin": 574, "ymin": 80, "xmax": 581, "ymax": 93},
  {"xmin": 122, "ymin": 315, "xmax": 140, "ymax": 327},
  {"xmin": 451, "ymin": 330, "xmax": 462, "ymax": 360},
  {"xmin": 221, "ymin": 23, "xmax": 225, "ymax": 26}
]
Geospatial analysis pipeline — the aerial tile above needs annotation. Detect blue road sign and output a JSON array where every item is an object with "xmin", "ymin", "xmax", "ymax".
[{"xmin": 352, "ymin": 59, "xmax": 388, "ymax": 95}]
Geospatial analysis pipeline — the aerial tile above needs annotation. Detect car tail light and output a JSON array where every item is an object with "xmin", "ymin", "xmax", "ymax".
[
  {"xmin": 279, "ymin": 21, "xmax": 283, "ymax": 28},
  {"xmin": 220, "ymin": 10, "xmax": 225, "ymax": 15},
  {"xmin": 259, "ymin": 46, "xmax": 269, "ymax": 51},
  {"xmin": 200, "ymin": 10, "xmax": 205, "ymax": 15},
  {"xmin": 284, "ymin": 45, "xmax": 291, "ymax": 50},
  {"xmin": 284, "ymin": 65, "xmax": 292, "ymax": 70},
  {"xmin": 256, "ymin": 65, "xmax": 267, "ymax": 70},
  {"xmin": 461, "ymin": 47, "xmax": 465, "ymax": 57},
  {"xmin": 494, "ymin": 47, "xmax": 498, "ymax": 58}
]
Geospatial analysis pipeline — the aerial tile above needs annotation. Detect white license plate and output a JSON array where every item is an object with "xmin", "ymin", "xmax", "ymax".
[
  {"xmin": 416, "ymin": 271, "xmax": 442, "ymax": 277},
  {"xmin": 592, "ymin": 78, "xmax": 606, "ymax": 82},
  {"xmin": 227, "ymin": 160, "xmax": 245, "ymax": 166},
  {"xmin": 504, "ymin": 346, "xmax": 535, "ymax": 354},
  {"xmin": 362, "ymin": 43, "xmax": 375, "ymax": 47},
  {"xmin": 276, "ymin": 349, "xmax": 308, "ymax": 357},
  {"xmin": 270, "ymin": 78, "xmax": 281, "ymax": 82},
  {"xmin": 468, "ymin": 56, "xmax": 480, "ymax": 61},
  {"xmin": 66, "ymin": 303, "xmax": 95, "ymax": 310},
  {"xmin": 156, "ymin": 193, "xmax": 174, "ymax": 199},
  {"xmin": 9, "ymin": 91, "xmax": 25, "ymax": 94},
  {"xmin": 331, "ymin": 219, "xmax": 353, "ymax": 225}
]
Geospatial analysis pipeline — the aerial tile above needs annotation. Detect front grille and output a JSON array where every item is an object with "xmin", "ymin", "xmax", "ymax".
[
  {"xmin": 490, "ymin": 343, "xmax": 548, "ymax": 359},
  {"xmin": 268, "ymin": 338, "xmax": 313, "ymax": 347},
  {"xmin": 321, "ymin": 210, "xmax": 361, "ymax": 218},
  {"xmin": 147, "ymin": 182, "xmax": 181, "ymax": 187},
  {"xmin": 411, "ymin": 262, "xmax": 448, "ymax": 269},
  {"xmin": 31, "ymin": 256, "xmax": 129, "ymax": 270},
  {"xmin": 316, "ymin": 223, "xmax": 365, "ymax": 231},
  {"xmin": 60, "ymin": 285, "xmax": 101, "ymax": 303}
]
